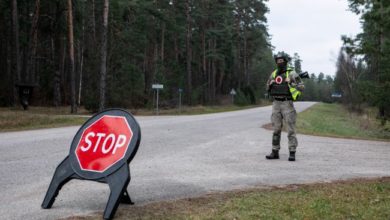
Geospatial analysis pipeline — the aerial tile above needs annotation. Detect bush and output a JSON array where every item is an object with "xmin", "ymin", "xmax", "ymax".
[{"xmin": 234, "ymin": 87, "xmax": 256, "ymax": 106}]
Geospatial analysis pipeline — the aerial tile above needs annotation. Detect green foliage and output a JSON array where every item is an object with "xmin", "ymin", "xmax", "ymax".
[
  {"xmin": 292, "ymin": 53, "xmax": 302, "ymax": 73},
  {"xmin": 0, "ymin": 1, "xmax": 11, "ymax": 106},
  {"xmin": 300, "ymin": 73, "xmax": 334, "ymax": 103},
  {"xmin": 234, "ymin": 87, "xmax": 256, "ymax": 106},
  {"xmin": 341, "ymin": 0, "xmax": 390, "ymax": 121},
  {"xmin": 233, "ymin": 90, "xmax": 250, "ymax": 106},
  {"xmin": 0, "ymin": 0, "xmax": 274, "ymax": 110},
  {"xmin": 108, "ymin": 63, "xmax": 145, "ymax": 108},
  {"xmin": 84, "ymin": 92, "xmax": 100, "ymax": 113},
  {"xmin": 297, "ymin": 103, "xmax": 390, "ymax": 140}
]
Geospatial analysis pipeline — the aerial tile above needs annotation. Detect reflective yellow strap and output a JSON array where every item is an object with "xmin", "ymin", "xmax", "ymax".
[
  {"xmin": 289, "ymin": 87, "xmax": 301, "ymax": 101},
  {"xmin": 272, "ymin": 70, "xmax": 277, "ymax": 78},
  {"xmin": 286, "ymin": 68, "xmax": 294, "ymax": 78}
]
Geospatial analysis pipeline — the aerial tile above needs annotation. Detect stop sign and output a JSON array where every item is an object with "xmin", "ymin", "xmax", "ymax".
[
  {"xmin": 68, "ymin": 109, "xmax": 140, "ymax": 180},
  {"xmin": 43, "ymin": 109, "xmax": 141, "ymax": 220},
  {"xmin": 75, "ymin": 115, "xmax": 133, "ymax": 172}
]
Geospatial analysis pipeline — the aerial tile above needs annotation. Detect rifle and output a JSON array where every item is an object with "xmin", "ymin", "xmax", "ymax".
[{"xmin": 299, "ymin": 71, "xmax": 309, "ymax": 79}]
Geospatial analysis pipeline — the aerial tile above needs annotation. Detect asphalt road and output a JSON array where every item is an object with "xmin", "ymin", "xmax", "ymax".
[{"xmin": 1, "ymin": 102, "xmax": 389, "ymax": 220}]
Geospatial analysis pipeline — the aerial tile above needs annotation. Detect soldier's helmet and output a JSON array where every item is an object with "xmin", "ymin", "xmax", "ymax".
[{"xmin": 273, "ymin": 51, "xmax": 291, "ymax": 63}]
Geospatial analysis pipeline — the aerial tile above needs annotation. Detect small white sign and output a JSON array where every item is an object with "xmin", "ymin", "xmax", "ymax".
[
  {"xmin": 331, "ymin": 93, "xmax": 342, "ymax": 98},
  {"xmin": 230, "ymin": 89, "xmax": 237, "ymax": 95},
  {"xmin": 152, "ymin": 84, "xmax": 164, "ymax": 89}
]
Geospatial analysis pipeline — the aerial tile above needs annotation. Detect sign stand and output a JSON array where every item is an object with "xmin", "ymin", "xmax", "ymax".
[
  {"xmin": 42, "ymin": 158, "xmax": 132, "ymax": 219},
  {"xmin": 41, "ymin": 109, "xmax": 141, "ymax": 220},
  {"xmin": 152, "ymin": 84, "xmax": 163, "ymax": 115},
  {"xmin": 15, "ymin": 83, "xmax": 37, "ymax": 110},
  {"xmin": 178, "ymin": 88, "xmax": 183, "ymax": 113},
  {"xmin": 230, "ymin": 89, "xmax": 237, "ymax": 104}
]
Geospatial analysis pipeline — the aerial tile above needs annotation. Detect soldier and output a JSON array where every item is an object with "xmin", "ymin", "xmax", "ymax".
[{"xmin": 265, "ymin": 52, "xmax": 304, "ymax": 161}]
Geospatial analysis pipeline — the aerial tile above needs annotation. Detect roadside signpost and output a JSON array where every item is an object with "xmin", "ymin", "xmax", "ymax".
[
  {"xmin": 331, "ymin": 92, "xmax": 342, "ymax": 98},
  {"xmin": 152, "ymin": 84, "xmax": 163, "ymax": 115},
  {"xmin": 15, "ymin": 83, "xmax": 37, "ymax": 110},
  {"xmin": 178, "ymin": 88, "xmax": 183, "ymax": 113},
  {"xmin": 41, "ymin": 109, "xmax": 141, "ymax": 220},
  {"xmin": 230, "ymin": 89, "xmax": 237, "ymax": 104}
]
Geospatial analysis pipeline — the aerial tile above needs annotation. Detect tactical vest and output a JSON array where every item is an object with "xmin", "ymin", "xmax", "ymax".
[{"xmin": 269, "ymin": 68, "xmax": 301, "ymax": 101}]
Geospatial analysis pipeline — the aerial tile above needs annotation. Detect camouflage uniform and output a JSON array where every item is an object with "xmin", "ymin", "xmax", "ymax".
[
  {"xmin": 266, "ymin": 69, "xmax": 303, "ymax": 152},
  {"xmin": 271, "ymin": 100, "xmax": 297, "ymax": 152}
]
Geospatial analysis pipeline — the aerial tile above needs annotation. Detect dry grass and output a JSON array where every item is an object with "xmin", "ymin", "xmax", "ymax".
[
  {"xmin": 128, "ymin": 103, "xmax": 270, "ymax": 116},
  {"xmin": 0, "ymin": 106, "xmax": 89, "ymax": 132},
  {"xmin": 296, "ymin": 103, "xmax": 390, "ymax": 141},
  {"xmin": 0, "ymin": 104, "xmax": 269, "ymax": 132},
  {"xmin": 65, "ymin": 177, "xmax": 390, "ymax": 220},
  {"xmin": 263, "ymin": 103, "xmax": 390, "ymax": 141}
]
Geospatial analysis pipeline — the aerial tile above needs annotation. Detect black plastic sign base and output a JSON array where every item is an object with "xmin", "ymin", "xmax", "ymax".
[{"xmin": 41, "ymin": 109, "xmax": 141, "ymax": 220}]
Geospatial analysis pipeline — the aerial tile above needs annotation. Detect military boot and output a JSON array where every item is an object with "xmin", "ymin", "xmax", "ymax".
[
  {"xmin": 266, "ymin": 150, "xmax": 279, "ymax": 159},
  {"xmin": 288, "ymin": 151, "xmax": 296, "ymax": 161}
]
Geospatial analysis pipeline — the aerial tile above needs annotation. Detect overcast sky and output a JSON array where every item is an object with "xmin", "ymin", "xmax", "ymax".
[{"xmin": 266, "ymin": 0, "xmax": 362, "ymax": 76}]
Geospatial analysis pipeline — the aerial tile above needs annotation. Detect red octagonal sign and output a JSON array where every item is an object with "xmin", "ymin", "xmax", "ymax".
[{"xmin": 75, "ymin": 115, "xmax": 133, "ymax": 172}]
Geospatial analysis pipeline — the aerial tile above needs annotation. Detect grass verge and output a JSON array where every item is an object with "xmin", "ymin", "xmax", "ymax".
[
  {"xmin": 129, "ymin": 104, "xmax": 268, "ymax": 116},
  {"xmin": 66, "ymin": 177, "xmax": 390, "ymax": 220},
  {"xmin": 296, "ymin": 103, "xmax": 390, "ymax": 141},
  {"xmin": 0, "ymin": 104, "xmax": 270, "ymax": 132},
  {"xmin": 0, "ymin": 107, "xmax": 89, "ymax": 132}
]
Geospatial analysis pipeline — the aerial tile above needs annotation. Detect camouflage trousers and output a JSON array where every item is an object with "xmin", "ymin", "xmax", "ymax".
[{"xmin": 271, "ymin": 100, "xmax": 298, "ymax": 152}]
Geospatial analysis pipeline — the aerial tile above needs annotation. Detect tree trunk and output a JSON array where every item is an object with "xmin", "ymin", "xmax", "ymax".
[
  {"xmin": 378, "ymin": 0, "xmax": 385, "ymax": 122},
  {"xmin": 211, "ymin": 39, "xmax": 216, "ymax": 104},
  {"xmin": 218, "ymin": 60, "xmax": 225, "ymax": 93},
  {"xmin": 172, "ymin": 0, "xmax": 180, "ymax": 63},
  {"xmin": 90, "ymin": 0, "xmax": 96, "ymax": 42},
  {"xmin": 143, "ymin": 47, "xmax": 148, "ymax": 103},
  {"xmin": 153, "ymin": 42, "xmax": 158, "ymax": 81},
  {"xmin": 78, "ymin": 37, "xmax": 84, "ymax": 107},
  {"xmin": 161, "ymin": 22, "xmax": 165, "ymax": 63},
  {"xmin": 233, "ymin": 5, "xmax": 242, "ymax": 89},
  {"xmin": 201, "ymin": 28, "xmax": 207, "ymax": 103},
  {"xmin": 243, "ymin": 26, "xmax": 249, "ymax": 86},
  {"xmin": 185, "ymin": 0, "xmax": 192, "ymax": 105},
  {"xmin": 208, "ymin": 39, "xmax": 212, "ymax": 103},
  {"xmin": 99, "ymin": 0, "xmax": 109, "ymax": 111},
  {"xmin": 53, "ymin": 1, "xmax": 64, "ymax": 107},
  {"xmin": 234, "ymin": 14, "xmax": 241, "ymax": 89},
  {"xmin": 26, "ymin": 0, "xmax": 40, "ymax": 84},
  {"xmin": 174, "ymin": 35, "xmax": 179, "ymax": 63},
  {"xmin": 11, "ymin": 0, "xmax": 21, "ymax": 105},
  {"xmin": 6, "ymin": 32, "xmax": 13, "ymax": 105},
  {"xmin": 52, "ymin": 35, "xmax": 61, "ymax": 107},
  {"xmin": 67, "ymin": 0, "xmax": 77, "ymax": 113}
]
